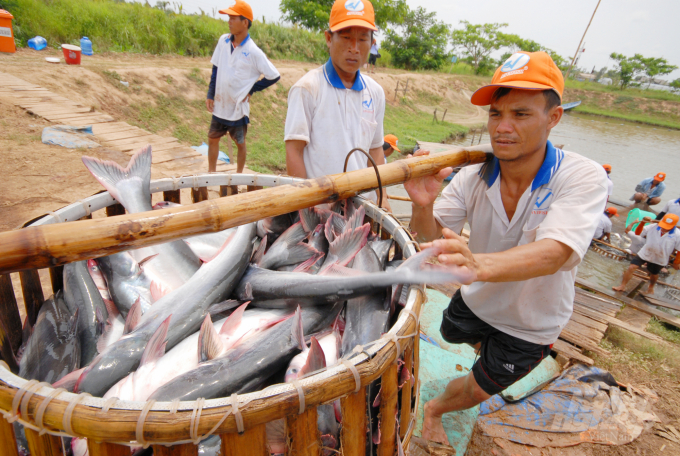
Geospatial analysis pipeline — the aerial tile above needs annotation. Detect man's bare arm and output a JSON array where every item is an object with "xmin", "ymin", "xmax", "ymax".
[{"xmin": 286, "ymin": 140, "xmax": 307, "ymax": 178}]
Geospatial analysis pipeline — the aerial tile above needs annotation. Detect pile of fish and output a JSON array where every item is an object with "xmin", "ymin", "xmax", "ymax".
[{"xmin": 10, "ymin": 146, "xmax": 461, "ymax": 456}]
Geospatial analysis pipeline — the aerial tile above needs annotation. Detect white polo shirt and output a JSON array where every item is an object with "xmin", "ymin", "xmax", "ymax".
[
  {"xmin": 606, "ymin": 178, "xmax": 613, "ymax": 197},
  {"xmin": 593, "ymin": 213, "xmax": 612, "ymax": 239},
  {"xmin": 284, "ymin": 59, "xmax": 385, "ymax": 178},
  {"xmin": 638, "ymin": 224, "xmax": 680, "ymax": 266},
  {"xmin": 211, "ymin": 34, "xmax": 280, "ymax": 122},
  {"xmin": 433, "ymin": 143, "xmax": 608, "ymax": 345},
  {"xmin": 627, "ymin": 232, "xmax": 645, "ymax": 255},
  {"xmin": 660, "ymin": 198, "xmax": 680, "ymax": 217}
]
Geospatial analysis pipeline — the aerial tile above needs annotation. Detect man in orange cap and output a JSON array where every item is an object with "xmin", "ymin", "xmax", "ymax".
[
  {"xmin": 206, "ymin": 0, "xmax": 280, "ymax": 176},
  {"xmin": 613, "ymin": 213, "xmax": 680, "ymax": 294},
  {"xmin": 284, "ymin": 0, "xmax": 390, "ymax": 210},
  {"xmin": 403, "ymin": 52, "xmax": 608, "ymax": 444},
  {"xmin": 593, "ymin": 207, "xmax": 618, "ymax": 242},
  {"xmin": 603, "ymin": 164, "xmax": 613, "ymax": 200},
  {"xmin": 632, "ymin": 172, "xmax": 666, "ymax": 206},
  {"xmin": 383, "ymin": 134, "xmax": 400, "ymax": 158}
]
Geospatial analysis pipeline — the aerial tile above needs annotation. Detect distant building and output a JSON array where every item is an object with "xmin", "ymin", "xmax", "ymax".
[{"xmin": 598, "ymin": 77, "xmax": 613, "ymax": 86}]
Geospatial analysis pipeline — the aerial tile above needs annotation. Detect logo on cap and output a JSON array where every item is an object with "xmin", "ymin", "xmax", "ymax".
[
  {"xmin": 501, "ymin": 53, "xmax": 531, "ymax": 73},
  {"xmin": 345, "ymin": 0, "xmax": 364, "ymax": 12},
  {"xmin": 666, "ymin": 217, "xmax": 673, "ymax": 224}
]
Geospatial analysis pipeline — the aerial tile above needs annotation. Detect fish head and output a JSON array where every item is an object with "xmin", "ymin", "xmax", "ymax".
[{"xmin": 284, "ymin": 352, "xmax": 307, "ymax": 383}]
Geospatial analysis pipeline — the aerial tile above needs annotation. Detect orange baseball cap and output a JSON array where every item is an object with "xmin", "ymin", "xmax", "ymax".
[
  {"xmin": 219, "ymin": 0, "xmax": 253, "ymax": 22},
  {"xmin": 384, "ymin": 134, "xmax": 400, "ymax": 152},
  {"xmin": 654, "ymin": 172, "xmax": 666, "ymax": 182},
  {"xmin": 659, "ymin": 213, "xmax": 679, "ymax": 230},
  {"xmin": 471, "ymin": 51, "xmax": 564, "ymax": 106},
  {"xmin": 603, "ymin": 164, "xmax": 612, "ymax": 172},
  {"xmin": 329, "ymin": 0, "xmax": 377, "ymax": 32},
  {"xmin": 605, "ymin": 207, "xmax": 619, "ymax": 217}
]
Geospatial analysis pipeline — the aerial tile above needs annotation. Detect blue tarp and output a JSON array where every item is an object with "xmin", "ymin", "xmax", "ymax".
[
  {"xmin": 192, "ymin": 142, "xmax": 230, "ymax": 164},
  {"xmin": 41, "ymin": 125, "xmax": 100, "ymax": 149}
]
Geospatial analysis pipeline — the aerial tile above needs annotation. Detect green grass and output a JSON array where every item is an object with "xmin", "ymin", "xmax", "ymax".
[
  {"xmin": 565, "ymin": 79, "xmax": 680, "ymax": 103},
  {"xmin": 573, "ymin": 105, "xmax": 680, "ymax": 130},
  {"xmin": 647, "ymin": 318, "xmax": 680, "ymax": 344},
  {"xmin": 4, "ymin": 0, "xmax": 327, "ymax": 61}
]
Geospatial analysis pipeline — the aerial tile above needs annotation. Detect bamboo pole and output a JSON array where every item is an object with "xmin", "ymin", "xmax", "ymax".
[
  {"xmin": 0, "ymin": 274, "xmax": 22, "ymax": 357},
  {"xmin": 153, "ymin": 443, "xmax": 198, "ymax": 456},
  {"xmin": 633, "ymin": 272, "xmax": 680, "ymax": 291},
  {"xmin": 87, "ymin": 441, "xmax": 130, "ymax": 456},
  {"xmin": 0, "ymin": 416, "xmax": 19, "ymax": 456},
  {"xmin": 565, "ymin": 0, "xmax": 602, "ymax": 79},
  {"xmin": 387, "ymin": 194, "xmax": 412, "ymax": 202},
  {"xmin": 592, "ymin": 238, "xmax": 629, "ymax": 254},
  {"xmin": 0, "ymin": 146, "xmax": 490, "ymax": 274},
  {"xmin": 286, "ymin": 408, "xmax": 319, "ymax": 456},
  {"xmin": 221, "ymin": 424, "xmax": 268, "ymax": 456},
  {"xmin": 399, "ymin": 344, "xmax": 413, "ymax": 439},
  {"xmin": 24, "ymin": 428, "xmax": 64, "ymax": 456},
  {"xmin": 20, "ymin": 270, "xmax": 44, "ymax": 328},
  {"xmin": 377, "ymin": 363, "xmax": 399, "ymax": 456},
  {"xmin": 340, "ymin": 387, "xmax": 367, "ymax": 455}
]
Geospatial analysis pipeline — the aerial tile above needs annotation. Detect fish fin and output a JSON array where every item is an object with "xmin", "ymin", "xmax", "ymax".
[
  {"xmin": 320, "ymin": 223, "xmax": 370, "ymax": 273},
  {"xmin": 138, "ymin": 253, "xmax": 159, "ymax": 268},
  {"xmin": 299, "ymin": 207, "xmax": 321, "ymax": 233},
  {"xmin": 345, "ymin": 205, "xmax": 365, "ymax": 231},
  {"xmin": 198, "ymin": 314, "xmax": 225, "ymax": 362},
  {"xmin": 324, "ymin": 217, "xmax": 337, "ymax": 244},
  {"xmin": 328, "ymin": 212, "xmax": 346, "ymax": 234},
  {"xmin": 81, "ymin": 145, "xmax": 152, "ymax": 208},
  {"xmin": 275, "ymin": 221, "xmax": 308, "ymax": 246},
  {"xmin": 208, "ymin": 299, "xmax": 241, "ymax": 317},
  {"xmin": 52, "ymin": 367, "xmax": 86, "ymax": 392},
  {"xmin": 251, "ymin": 236, "xmax": 267, "ymax": 264},
  {"xmin": 219, "ymin": 301, "xmax": 250, "ymax": 336},
  {"xmin": 201, "ymin": 230, "xmax": 237, "ymax": 263},
  {"xmin": 123, "ymin": 298, "xmax": 142, "ymax": 334},
  {"xmin": 150, "ymin": 280, "xmax": 171, "ymax": 303},
  {"xmin": 285, "ymin": 242, "xmax": 321, "ymax": 267},
  {"xmin": 293, "ymin": 253, "xmax": 324, "ymax": 273},
  {"xmin": 299, "ymin": 337, "xmax": 326, "ymax": 377},
  {"xmin": 334, "ymin": 400, "xmax": 342, "ymax": 423},
  {"xmin": 319, "ymin": 263, "xmax": 363, "ymax": 277},
  {"xmin": 102, "ymin": 297, "xmax": 119, "ymax": 319},
  {"xmin": 291, "ymin": 306, "xmax": 305, "ymax": 351},
  {"xmin": 140, "ymin": 315, "xmax": 170, "ymax": 366}
]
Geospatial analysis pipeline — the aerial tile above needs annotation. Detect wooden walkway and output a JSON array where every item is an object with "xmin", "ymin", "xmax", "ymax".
[{"xmin": 0, "ymin": 71, "xmax": 235, "ymax": 176}]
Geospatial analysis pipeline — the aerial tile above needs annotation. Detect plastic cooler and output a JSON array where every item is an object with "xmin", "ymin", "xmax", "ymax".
[
  {"xmin": 61, "ymin": 44, "xmax": 81, "ymax": 64},
  {"xmin": 626, "ymin": 207, "xmax": 656, "ymax": 232},
  {"xmin": 0, "ymin": 9, "xmax": 15, "ymax": 53}
]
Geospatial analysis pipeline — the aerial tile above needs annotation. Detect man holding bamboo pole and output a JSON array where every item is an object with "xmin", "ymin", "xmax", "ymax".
[{"xmin": 404, "ymin": 52, "xmax": 609, "ymax": 444}]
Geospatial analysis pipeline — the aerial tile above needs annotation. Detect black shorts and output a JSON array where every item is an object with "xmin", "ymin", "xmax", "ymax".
[
  {"xmin": 208, "ymin": 116, "xmax": 247, "ymax": 143},
  {"xmin": 440, "ymin": 290, "xmax": 552, "ymax": 396},
  {"xmin": 368, "ymin": 54, "xmax": 377, "ymax": 65},
  {"xmin": 631, "ymin": 255, "xmax": 663, "ymax": 275}
]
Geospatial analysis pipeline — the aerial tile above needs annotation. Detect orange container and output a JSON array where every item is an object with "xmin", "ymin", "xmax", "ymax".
[
  {"xmin": 62, "ymin": 44, "xmax": 81, "ymax": 64},
  {"xmin": 0, "ymin": 9, "xmax": 16, "ymax": 53}
]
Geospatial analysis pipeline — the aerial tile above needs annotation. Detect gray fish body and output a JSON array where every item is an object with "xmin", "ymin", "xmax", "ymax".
[
  {"xmin": 97, "ymin": 252, "xmax": 152, "ymax": 317},
  {"xmin": 342, "ymin": 246, "xmax": 390, "ymax": 356},
  {"xmin": 369, "ymin": 239, "xmax": 393, "ymax": 268},
  {"xmin": 76, "ymin": 223, "xmax": 257, "ymax": 396},
  {"xmin": 63, "ymin": 261, "xmax": 108, "ymax": 365},
  {"xmin": 184, "ymin": 228, "xmax": 237, "ymax": 261},
  {"xmin": 19, "ymin": 292, "xmax": 80, "ymax": 383},
  {"xmin": 308, "ymin": 224, "xmax": 329, "ymax": 256},
  {"xmin": 150, "ymin": 302, "xmax": 342, "ymax": 401}
]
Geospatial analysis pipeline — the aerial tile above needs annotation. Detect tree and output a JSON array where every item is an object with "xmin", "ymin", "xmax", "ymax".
[
  {"xmin": 280, "ymin": 0, "xmax": 408, "ymax": 32},
  {"xmin": 671, "ymin": 79, "xmax": 680, "ymax": 94},
  {"xmin": 638, "ymin": 56, "xmax": 677, "ymax": 88},
  {"xmin": 450, "ymin": 21, "xmax": 510, "ymax": 75},
  {"xmin": 498, "ymin": 33, "xmax": 567, "ymax": 70},
  {"xmin": 381, "ymin": 6, "xmax": 450, "ymax": 71},
  {"xmin": 610, "ymin": 53, "xmax": 646, "ymax": 90}
]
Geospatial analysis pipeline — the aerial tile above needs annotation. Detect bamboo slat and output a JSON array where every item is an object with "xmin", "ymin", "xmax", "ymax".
[
  {"xmin": 221, "ymin": 424, "xmax": 268, "ymax": 456},
  {"xmin": 24, "ymin": 428, "xmax": 64, "ymax": 456},
  {"xmin": 49, "ymin": 266, "xmax": 64, "ymax": 294},
  {"xmin": 0, "ymin": 274, "xmax": 23, "ymax": 355},
  {"xmin": 378, "ymin": 362, "xmax": 399, "ymax": 456},
  {"xmin": 0, "ymin": 416, "xmax": 19, "ymax": 456},
  {"xmin": 340, "ymin": 387, "xmax": 367, "ymax": 455},
  {"xmin": 152, "ymin": 443, "xmax": 198, "ymax": 456},
  {"xmin": 87, "ymin": 441, "xmax": 131, "ymax": 456},
  {"xmin": 0, "ymin": 147, "xmax": 490, "ymax": 273},
  {"xmin": 399, "ymin": 345, "xmax": 413, "ymax": 439},
  {"xmin": 20, "ymin": 270, "xmax": 44, "ymax": 328},
  {"xmin": 285, "ymin": 408, "xmax": 319, "ymax": 456}
]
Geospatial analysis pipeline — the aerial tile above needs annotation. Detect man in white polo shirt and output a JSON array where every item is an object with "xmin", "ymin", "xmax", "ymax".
[
  {"xmin": 593, "ymin": 207, "xmax": 618, "ymax": 242},
  {"xmin": 656, "ymin": 197, "xmax": 680, "ymax": 220},
  {"xmin": 284, "ymin": 0, "xmax": 390, "ymax": 210},
  {"xmin": 206, "ymin": 0, "xmax": 280, "ymax": 174},
  {"xmin": 613, "ymin": 213, "xmax": 680, "ymax": 295},
  {"xmin": 403, "ymin": 51, "xmax": 608, "ymax": 444}
]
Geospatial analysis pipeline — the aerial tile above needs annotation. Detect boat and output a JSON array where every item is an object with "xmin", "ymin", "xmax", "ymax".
[{"xmin": 563, "ymin": 100, "xmax": 582, "ymax": 111}]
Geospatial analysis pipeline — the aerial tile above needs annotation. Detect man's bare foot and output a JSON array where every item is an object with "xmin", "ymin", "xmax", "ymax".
[
  {"xmin": 612, "ymin": 285, "xmax": 626, "ymax": 292},
  {"xmin": 647, "ymin": 287, "xmax": 655, "ymax": 295},
  {"xmin": 422, "ymin": 401, "xmax": 450, "ymax": 445}
]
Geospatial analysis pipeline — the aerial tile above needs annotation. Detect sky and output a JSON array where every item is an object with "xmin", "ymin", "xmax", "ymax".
[{"xmin": 151, "ymin": 0, "xmax": 680, "ymax": 81}]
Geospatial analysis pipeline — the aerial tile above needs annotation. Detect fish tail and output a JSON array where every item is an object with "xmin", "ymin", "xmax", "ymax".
[
  {"xmin": 396, "ymin": 247, "xmax": 473, "ymax": 285},
  {"xmin": 198, "ymin": 314, "xmax": 225, "ymax": 362},
  {"xmin": 139, "ymin": 315, "xmax": 171, "ymax": 365},
  {"xmin": 320, "ymin": 223, "xmax": 370, "ymax": 273}
]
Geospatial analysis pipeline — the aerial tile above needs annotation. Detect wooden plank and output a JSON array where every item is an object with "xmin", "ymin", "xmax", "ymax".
[
  {"xmin": 607, "ymin": 317, "xmax": 663, "ymax": 341},
  {"xmin": 66, "ymin": 117, "xmax": 115, "ymax": 127},
  {"xmin": 105, "ymin": 135, "xmax": 176, "ymax": 147},
  {"xmin": 552, "ymin": 339, "xmax": 594, "ymax": 365},
  {"xmin": 640, "ymin": 293, "xmax": 680, "ymax": 312},
  {"xmin": 87, "ymin": 441, "xmax": 131, "ymax": 456},
  {"xmin": 340, "ymin": 387, "xmax": 367, "ymax": 456},
  {"xmin": 29, "ymin": 107, "xmax": 92, "ymax": 116},
  {"xmin": 286, "ymin": 408, "xmax": 320, "ymax": 456},
  {"xmin": 96, "ymin": 129, "xmax": 151, "ymax": 142},
  {"xmin": 91, "ymin": 122, "xmax": 137, "ymax": 134},
  {"xmin": 119, "ymin": 140, "xmax": 180, "ymax": 153},
  {"xmin": 567, "ymin": 310, "xmax": 609, "ymax": 333},
  {"xmin": 0, "ymin": 416, "xmax": 19, "ymax": 456},
  {"xmin": 25, "ymin": 428, "xmax": 64, "ymax": 456},
  {"xmin": 624, "ymin": 299, "xmax": 680, "ymax": 329},
  {"xmin": 220, "ymin": 423, "xmax": 268, "ymax": 456},
  {"xmin": 572, "ymin": 304, "xmax": 610, "ymax": 325},
  {"xmin": 378, "ymin": 362, "xmax": 399, "ymax": 456},
  {"xmin": 43, "ymin": 111, "xmax": 110, "ymax": 121},
  {"xmin": 20, "ymin": 270, "xmax": 45, "ymax": 328},
  {"xmin": 152, "ymin": 443, "xmax": 198, "ymax": 456},
  {"xmin": 0, "ymin": 274, "xmax": 23, "ymax": 355},
  {"xmin": 152, "ymin": 148, "xmax": 200, "ymax": 164},
  {"xmin": 560, "ymin": 320, "xmax": 607, "ymax": 355},
  {"xmin": 157, "ymin": 156, "xmax": 206, "ymax": 170}
]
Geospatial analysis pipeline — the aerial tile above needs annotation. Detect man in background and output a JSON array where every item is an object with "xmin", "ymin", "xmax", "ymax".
[
  {"xmin": 383, "ymin": 134, "xmax": 400, "ymax": 158},
  {"xmin": 632, "ymin": 172, "xmax": 666, "ymax": 206},
  {"xmin": 603, "ymin": 164, "xmax": 613, "ymax": 200},
  {"xmin": 593, "ymin": 207, "xmax": 618, "ymax": 242}
]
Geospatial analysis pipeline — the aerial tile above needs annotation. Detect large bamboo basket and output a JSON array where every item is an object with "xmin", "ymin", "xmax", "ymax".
[{"xmin": 0, "ymin": 173, "xmax": 438, "ymax": 456}]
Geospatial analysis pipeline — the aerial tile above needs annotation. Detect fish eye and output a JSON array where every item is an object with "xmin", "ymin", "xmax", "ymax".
[{"xmin": 291, "ymin": 368, "xmax": 298, "ymax": 374}]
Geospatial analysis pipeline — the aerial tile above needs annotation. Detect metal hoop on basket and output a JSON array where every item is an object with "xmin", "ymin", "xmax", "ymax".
[{"xmin": 343, "ymin": 148, "xmax": 383, "ymax": 209}]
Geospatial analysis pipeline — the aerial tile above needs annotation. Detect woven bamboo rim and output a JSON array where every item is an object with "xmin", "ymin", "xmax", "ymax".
[{"xmin": 0, "ymin": 173, "xmax": 426, "ymax": 446}]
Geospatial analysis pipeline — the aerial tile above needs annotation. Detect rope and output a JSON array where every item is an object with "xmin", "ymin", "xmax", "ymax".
[
  {"xmin": 35, "ymin": 388, "xmax": 65, "ymax": 435},
  {"xmin": 62, "ymin": 392, "xmax": 91, "ymax": 436},
  {"xmin": 231, "ymin": 393, "xmax": 244, "ymax": 434},
  {"xmin": 381, "ymin": 331, "xmax": 418, "ymax": 359},
  {"xmin": 401, "ymin": 308, "xmax": 419, "ymax": 329},
  {"xmin": 292, "ymin": 380, "xmax": 305, "ymax": 414},
  {"xmin": 172, "ymin": 176, "xmax": 182, "ymax": 191},
  {"xmin": 21, "ymin": 382, "xmax": 49, "ymax": 422},
  {"xmin": 340, "ymin": 359, "xmax": 361, "ymax": 393},
  {"xmin": 190, "ymin": 398, "xmax": 205, "ymax": 443},
  {"xmin": 136, "ymin": 399, "xmax": 156, "ymax": 448},
  {"xmin": 46, "ymin": 211, "xmax": 62, "ymax": 223},
  {"xmin": 9, "ymin": 379, "xmax": 40, "ymax": 423},
  {"xmin": 170, "ymin": 399, "xmax": 181, "ymax": 414},
  {"xmin": 101, "ymin": 397, "xmax": 118, "ymax": 413}
]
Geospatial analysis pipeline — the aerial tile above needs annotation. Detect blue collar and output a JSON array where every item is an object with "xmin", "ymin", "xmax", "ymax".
[
  {"xmin": 323, "ymin": 59, "xmax": 365, "ymax": 91},
  {"xmin": 228, "ymin": 33, "xmax": 250, "ymax": 47},
  {"xmin": 478, "ymin": 140, "xmax": 563, "ymax": 191},
  {"xmin": 657, "ymin": 226, "xmax": 676, "ymax": 235},
  {"xmin": 675, "ymin": 198, "xmax": 680, "ymax": 204}
]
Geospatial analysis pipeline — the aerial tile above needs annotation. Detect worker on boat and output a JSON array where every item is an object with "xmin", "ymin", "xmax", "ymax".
[
  {"xmin": 403, "ymin": 51, "xmax": 608, "ymax": 445},
  {"xmin": 624, "ymin": 216, "xmax": 654, "ymax": 255},
  {"xmin": 206, "ymin": 0, "xmax": 281, "ymax": 175},
  {"xmin": 593, "ymin": 207, "xmax": 618, "ymax": 242},
  {"xmin": 603, "ymin": 164, "xmax": 613, "ymax": 201},
  {"xmin": 284, "ymin": 0, "xmax": 391, "ymax": 211},
  {"xmin": 613, "ymin": 214, "xmax": 680, "ymax": 295},
  {"xmin": 631, "ymin": 173, "xmax": 666, "ymax": 206},
  {"xmin": 383, "ymin": 134, "xmax": 400, "ymax": 158}
]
